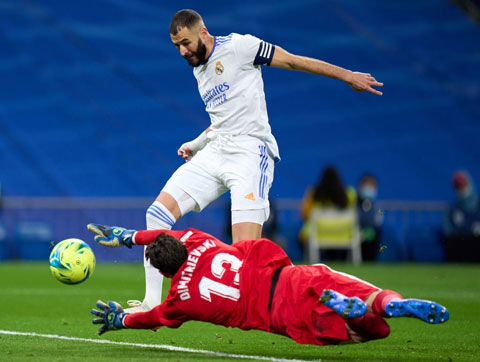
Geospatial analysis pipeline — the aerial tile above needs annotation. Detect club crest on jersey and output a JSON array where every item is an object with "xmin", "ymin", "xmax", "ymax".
[{"xmin": 215, "ymin": 61, "xmax": 224, "ymax": 75}]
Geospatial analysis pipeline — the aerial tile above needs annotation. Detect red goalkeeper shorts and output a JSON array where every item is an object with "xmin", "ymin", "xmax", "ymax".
[{"xmin": 270, "ymin": 264, "xmax": 379, "ymax": 345}]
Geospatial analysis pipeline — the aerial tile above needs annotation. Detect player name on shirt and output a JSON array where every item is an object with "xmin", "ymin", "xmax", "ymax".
[{"xmin": 177, "ymin": 239, "xmax": 217, "ymax": 300}]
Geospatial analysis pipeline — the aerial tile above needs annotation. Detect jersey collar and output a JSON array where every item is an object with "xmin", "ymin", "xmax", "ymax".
[{"xmin": 199, "ymin": 36, "xmax": 216, "ymax": 66}]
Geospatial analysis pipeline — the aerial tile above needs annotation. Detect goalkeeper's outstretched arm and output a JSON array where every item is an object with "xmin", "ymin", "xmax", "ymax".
[
  {"xmin": 87, "ymin": 224, "xmax": 136, "ymax": 248},
  {"xmin": 87, "ymin": 223, "xmax": 187, "ymax": 248},
  {"xmin": 91, "ymin": 299, "xmax": 179, "ymax": 334}
]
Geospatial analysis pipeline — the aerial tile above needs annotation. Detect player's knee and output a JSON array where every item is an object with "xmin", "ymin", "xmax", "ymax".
[
  {"xmin": 161, "ymin": 184, "xmax": 198, "ymax": 217},
  {"xmin": 346, "ymin": 313, "xmax": 390, "ymax": 342},
  {"xmin": 362, "ymin": 314, "xmax": 390, "ymax": 341},
  {"xmin": 369, "ymin": 317, "xmax": 390, "ymax": 340}
]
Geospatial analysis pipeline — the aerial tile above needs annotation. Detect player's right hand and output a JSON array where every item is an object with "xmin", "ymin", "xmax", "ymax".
[
  {"xmin": 87, "ymin": 223, "xmax": 136, "ymax": 248},
  {"xmin": 177, "ymin": 142, "xmax": 194, "ymax": 162},
  {"xmin": 91, "ymin": 300, "xmax": 126, "ymax": 335},
  {"xmin": 177, "ymin": 130, "xmax": 209, "ymax": 162}
]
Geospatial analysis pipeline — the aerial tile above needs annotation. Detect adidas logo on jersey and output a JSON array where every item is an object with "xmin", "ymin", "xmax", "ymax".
[{"xmin": 244, "ymin": 192, "xmax": 256, "ymax": 201}]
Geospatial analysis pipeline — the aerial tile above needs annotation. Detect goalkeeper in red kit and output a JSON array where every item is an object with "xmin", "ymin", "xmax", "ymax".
[{"xmin": 88, "ymin": 224, "xmax": 449, "ymax": 345}]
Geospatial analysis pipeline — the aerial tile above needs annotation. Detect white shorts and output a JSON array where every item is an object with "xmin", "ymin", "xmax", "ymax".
[{"xmin": 163, "ymin": 134, "xmax": 275, "ymax": 214}]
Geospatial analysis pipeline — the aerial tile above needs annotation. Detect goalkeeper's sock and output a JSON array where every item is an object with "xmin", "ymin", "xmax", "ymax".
[
  {"xmin": 372, "ymin": 289, "xmax": 403, "ymax": 317},
  {"xmin": 143, "ymin": 201, "xmax": 177, "ymax": 308}
]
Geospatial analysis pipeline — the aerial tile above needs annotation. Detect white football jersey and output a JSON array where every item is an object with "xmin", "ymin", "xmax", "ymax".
[{"xmin": 193, "ymin": 33, "xmax": 280, "ymax": 162}]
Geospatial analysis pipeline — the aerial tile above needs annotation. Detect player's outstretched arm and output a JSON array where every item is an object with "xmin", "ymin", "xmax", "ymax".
[
  {"xmin": 87, "ymin": 223, "xmax": 136, "ymax": 248},
  {"xmin": 270, "ymin": 46, "xmax": 383, "ymax": 96},
  {"xmin": 91, "ymin": 300, "xmax": 127, "ymax": 335}
]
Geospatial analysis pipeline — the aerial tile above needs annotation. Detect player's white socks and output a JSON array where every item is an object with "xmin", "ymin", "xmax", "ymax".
[
  {"xmin": 146, "ymin": 201, "xmax": 177, "ymax": 230},
  {"xmin": 143, "ymin": 201, "xmax": 177, "ymax": 309},
  {"xmin": 143, "ymin": 253, "xmax": 163, "ymax": 309}
]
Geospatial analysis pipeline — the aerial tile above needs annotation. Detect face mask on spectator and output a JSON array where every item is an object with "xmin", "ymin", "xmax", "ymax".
[
  {"xmin": 359, "ymin": 186, "xmax": 378, "ymax": 200},
  {"xmin": 456, "ymin": 184, "xmax": 472, "ymax": 200}
]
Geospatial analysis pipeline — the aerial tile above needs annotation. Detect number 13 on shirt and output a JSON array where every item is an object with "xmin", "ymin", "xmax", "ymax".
[{"xmin": 199, "ymin": 253, "xmax": 243, "ymax": 302}]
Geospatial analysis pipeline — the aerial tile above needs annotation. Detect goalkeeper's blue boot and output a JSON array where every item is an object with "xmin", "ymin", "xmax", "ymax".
[
  {"xmin": 384, "ymin": 299, "xmax": 449, "ymax": 324},
  {"xmin": 320, "ymin": 289, "xmax": 367, "ymax": 318}
]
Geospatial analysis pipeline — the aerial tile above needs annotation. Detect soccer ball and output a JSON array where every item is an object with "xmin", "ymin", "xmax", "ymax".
[{"xmin": 49, "ymin": 238, "xmax": 96, "ymax": 285}]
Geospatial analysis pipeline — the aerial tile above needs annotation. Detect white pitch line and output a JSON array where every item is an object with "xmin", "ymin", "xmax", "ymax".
[{"xmin": 0, "ymin": 330, "xmax": 316, "ymax": 362}]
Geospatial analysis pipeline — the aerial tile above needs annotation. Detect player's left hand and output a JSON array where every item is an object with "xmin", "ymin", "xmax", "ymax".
[
  {"xmin": 91, "ymin": 300, "xmax": 126, "ymax": 335},
  {"xmin": 87, "ymin": 223, "xmax": 136, "ymax": 248},
  {"xmin": 348, "ymin": 72, "xmax": 383, "ymax": 96}
]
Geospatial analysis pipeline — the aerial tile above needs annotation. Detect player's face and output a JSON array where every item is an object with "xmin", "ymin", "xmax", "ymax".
[{"xmin": 171, "ymin": 27, "xmax": 207, "ymax": 67}]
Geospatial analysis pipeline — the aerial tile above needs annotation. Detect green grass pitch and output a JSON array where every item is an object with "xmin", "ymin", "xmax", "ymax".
[{"xmin": 0, "ymin": 261, "xmax": 479, "ymax": 361}]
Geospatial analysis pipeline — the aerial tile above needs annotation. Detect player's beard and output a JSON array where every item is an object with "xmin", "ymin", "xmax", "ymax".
[{"xmin": 184, "ymin": 38, "xmax": 207, "ymax": 67}]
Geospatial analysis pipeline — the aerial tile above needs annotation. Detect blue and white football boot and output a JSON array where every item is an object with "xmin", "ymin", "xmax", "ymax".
[
  {"xmin": 384, "ymin": 298, "xmax": 449, "ymax": 324},
  {"xmin": 320, "ymin": 289, "xmax": 367, "ymax": 318}
]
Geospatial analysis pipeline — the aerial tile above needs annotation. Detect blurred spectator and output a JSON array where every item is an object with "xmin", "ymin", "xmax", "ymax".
[
  {"xmin": 443, "ymin": 170, "xmax": 480, "ymax": 262},
  {"xmin": 299, "ymin": 166, "xmax": 357, "ymax": 261},
  {"xmin": 357, "ymin": 174, "xmax": 383, "ymax": 261}
]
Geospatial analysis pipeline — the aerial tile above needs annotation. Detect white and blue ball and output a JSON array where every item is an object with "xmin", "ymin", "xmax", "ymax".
[{"xmin": 49, "ymin": 238, "xmax": 95, "ymax": 285}]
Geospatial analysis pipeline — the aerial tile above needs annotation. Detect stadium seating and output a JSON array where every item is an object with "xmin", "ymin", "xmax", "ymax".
[
  {"xmin": 0, "ymin": 1, "xmax": 478, "ymax": 200},
  {"xmin": 0, "ymin": 1, "xmax": 479, "ymax": 261},
  {"xmin": 307, "ymin": 208, "xmax": 362, "ymax": 264}
]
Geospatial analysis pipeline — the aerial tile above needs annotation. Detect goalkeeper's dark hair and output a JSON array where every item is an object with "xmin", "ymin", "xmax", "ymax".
[
  {"xmin": 170, "ymin": 9, "xmax": 203, "ymax": 35},
  {"xmin": 145, "ymin": 233, "xmax": 187, "ymax": 276}
]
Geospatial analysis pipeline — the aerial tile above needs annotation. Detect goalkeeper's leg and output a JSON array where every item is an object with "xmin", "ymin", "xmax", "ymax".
[
  {"xmin": 343, "ymin": 289, "xmax": 449, "ymax": 342},
  {"xmin": 370, "ymin": 290, "xmax": 449, "ymax": 324}
]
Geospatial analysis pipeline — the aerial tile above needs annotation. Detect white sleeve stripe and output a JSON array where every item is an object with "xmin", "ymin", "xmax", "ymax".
[
  {"xmin": 258, "ymin": 42, "xmax": 264, "ymax": 57},
  {"xmin": 260, "ymin": 42, "xmax": 271, "ymax": 58},
  {"xmin": 260, "ymin": 42, "xmax": 266, "ymax": 57}
]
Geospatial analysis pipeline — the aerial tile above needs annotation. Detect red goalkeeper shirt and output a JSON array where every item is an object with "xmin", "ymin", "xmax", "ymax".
[{"xmin": 124, "ymin": 228, "xmax": 292, "ymax": 332}]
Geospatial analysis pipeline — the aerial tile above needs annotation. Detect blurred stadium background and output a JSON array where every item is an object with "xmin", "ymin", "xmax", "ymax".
[{"xmin": 0, "ymin": 0, "xmax": 479, "ymax": 262}]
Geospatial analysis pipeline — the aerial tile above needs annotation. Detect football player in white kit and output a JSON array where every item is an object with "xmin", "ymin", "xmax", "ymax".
[{"xmin": 125, "ymin": 9, "xmax": 383, "ymax": 312}]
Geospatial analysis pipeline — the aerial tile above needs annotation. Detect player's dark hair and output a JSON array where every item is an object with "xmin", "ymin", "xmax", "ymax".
[
  {"xmin": 145, "ymin": 233, "xmax": 187, "ymax": 276},
  {"xmin": 170, "ymin": 9, "xmax": 203, "ymax": 35},
  {"xmin": 313, "ymin": 165, "xmax": 348, "ymax": 209}
]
